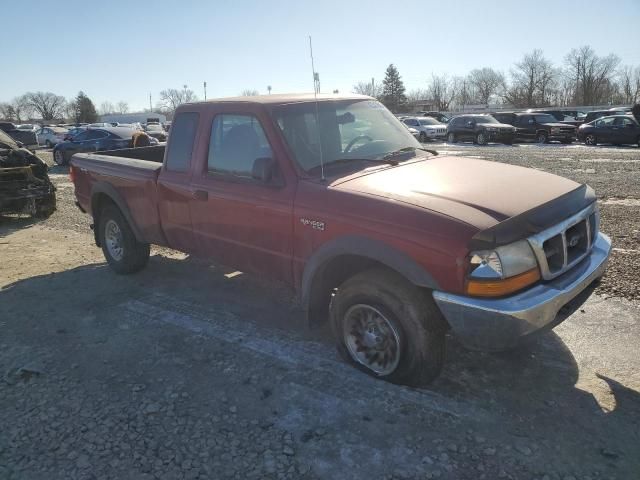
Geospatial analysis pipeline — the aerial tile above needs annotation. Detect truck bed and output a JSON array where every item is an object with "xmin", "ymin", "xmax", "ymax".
[{"xmin": 71, "ymin": 148, "xmax": 167, "ymax": 245}]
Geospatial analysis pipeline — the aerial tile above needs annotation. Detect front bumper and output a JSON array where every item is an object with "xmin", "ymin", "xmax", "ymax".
[{"xmin": 432, "ymin": 232, "xmax": 611, "ymax": 351}]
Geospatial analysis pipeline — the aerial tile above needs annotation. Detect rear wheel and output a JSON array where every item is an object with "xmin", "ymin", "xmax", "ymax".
[
  {"xmin": 585, "ymin": 133, "xmax": 597, "ymax": 146},
  {"xmin": 330, "ymin": 268, "xmax": 446, "ymax": 386},
  {"xmin": 536, "ymin": 131, "xmax": 548, "ymax": 144},
  {"xmin": 476, "ymin": 131, "xmax": 487, "ymax": 145},
  {"xmin": 447, "ymin": 132, "xmax": 456, "ymax": 143},
  {"xmin": 99, "ymin": 205, "xmax": 150, "ymax": 274},
  {"xmin": 53, "ymin": 150, "xmax": 66, "ymax": 166}
]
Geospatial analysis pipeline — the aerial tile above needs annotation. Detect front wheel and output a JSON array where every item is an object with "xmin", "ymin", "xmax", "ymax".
[
  {"xmin": 536, "ymin": 131, "xmax": 548, "ymax": 144},
  {"xmin": 419, "ymin": 132, "xmax": 427, "ymax": 143},
  {"xmin": 447, "ymin": 132, "xmax": 456, "ymax": 143},
  {"xmin": 476, "ymin": 132, "xmax": 487, "ymax": 145},
  {"xmin": 99, "ymin": 205, "xmax": 150, "ymax": 274},
  {"xmin": 53, "ymin": 149, "xmax": 66, "ymax": 166},
  {"xmin": 585, "ymin": 134, "xmax": 597, "ymax": 146},
  {"xmin": 330, "ymin": 268, "xmax": 446, "ymax": 386}
]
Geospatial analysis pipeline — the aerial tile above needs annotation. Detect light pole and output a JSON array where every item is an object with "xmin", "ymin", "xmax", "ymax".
[
  {"xmin": 204, "ymin": 81, "xmax": 207, "ymax": 100},
  {"xmin": 267, "ymin": 85, "xmax": 272, "ymax": 95}
]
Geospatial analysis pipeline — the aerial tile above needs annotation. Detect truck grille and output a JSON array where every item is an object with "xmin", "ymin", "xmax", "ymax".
[
  {"xmin": 559, "ymin": 127, "xmax": 576, "ymax": 135},
  {"xmin": 528, "ymin": 204, "xmax": 599, "ymax": 280}
]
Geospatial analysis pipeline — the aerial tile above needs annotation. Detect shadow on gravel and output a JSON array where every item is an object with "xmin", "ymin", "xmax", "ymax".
[
  {"xmin": 2, "ymin": 253, "xmax": 639, "ymax": 475},
  {"xmin": 0, "ymin": 214, "xmax": 42, "ymax": 239}
]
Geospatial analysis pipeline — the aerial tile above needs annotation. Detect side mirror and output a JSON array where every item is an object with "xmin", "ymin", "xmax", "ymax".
[
  {"xmin": 252, "ymin": 157, "xmax": 278, "ymax": 183},
  {"xmin": 466, "ymin": 121, "xmax": 474, "ymax": 127}
]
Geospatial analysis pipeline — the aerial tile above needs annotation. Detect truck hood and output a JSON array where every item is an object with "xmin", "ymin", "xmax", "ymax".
[
  {"xmin": 541, "ymin": 122, "xmax": 576, "ymax": 129},
  {"xmin": 332, "ymin": 156, "xmax": 588, "ymax": 233}
]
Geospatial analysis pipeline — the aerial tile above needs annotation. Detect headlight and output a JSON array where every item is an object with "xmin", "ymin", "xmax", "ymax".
[
  {"xmin": 486, "ymin": 127, "xmax": 498, "ymax": 132},
  {"xmin": 466, "ymin": 240, "xmax": 540, "ymax": 297}
]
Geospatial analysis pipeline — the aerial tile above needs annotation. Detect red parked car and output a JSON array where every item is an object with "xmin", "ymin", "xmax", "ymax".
[{"xmin": 70, "ymin": 94, "xmax": 611, "ymax": 385}]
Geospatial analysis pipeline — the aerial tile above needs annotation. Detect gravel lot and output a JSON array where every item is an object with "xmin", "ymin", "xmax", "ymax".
[{"xmin": 1, "ymin": 143, "xmax": 639, "ymax": 480}]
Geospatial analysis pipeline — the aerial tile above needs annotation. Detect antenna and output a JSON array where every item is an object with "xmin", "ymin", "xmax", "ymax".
[{"xmin": 309, "ymin": 35, "xmax": 325, "ymax": 181}]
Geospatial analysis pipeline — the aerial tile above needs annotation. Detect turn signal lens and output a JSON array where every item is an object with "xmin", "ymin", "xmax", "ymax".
[
  {"xmin": 69, "ymin": 164, "xmax": 75, "ymax": 182},
  {"xmin": 466, "ymin": 268, "xmax": 541, "ymax": 297}
]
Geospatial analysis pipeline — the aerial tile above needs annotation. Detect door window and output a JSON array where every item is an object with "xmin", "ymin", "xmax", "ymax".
[
  {"xmin": 595, "ymin": 117, "xmax": 615, "ymax": 127},
  {"xmin": 207, "ymin": 114, "xmax": 273, "ymax": 178},
  {"xmin": 73, "ymin": 131, "xmax": 90, "ymax": 141},
  {"xmin": 165, "ymin": 112, "xmax": 199, "ymax": 172},
  {"xmin": 86, "ymin": 130, "xmax": 108, "ymax": 140}
]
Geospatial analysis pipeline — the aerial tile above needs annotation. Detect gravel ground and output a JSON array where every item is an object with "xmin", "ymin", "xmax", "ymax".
[{"xmin": 0, "ymin": 144, "xmax": 638, "ymax": 479}]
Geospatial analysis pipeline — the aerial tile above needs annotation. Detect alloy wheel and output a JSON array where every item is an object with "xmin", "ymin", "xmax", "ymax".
[{"xmin": 104, "ymin": 219, "xmax": 124, "ymax": 262}]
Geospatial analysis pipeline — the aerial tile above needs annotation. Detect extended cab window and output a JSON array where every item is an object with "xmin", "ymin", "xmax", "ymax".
[
  {"xmin": 165, "ymin": 112, "xmax": 199, "ymax": 172},
  {"xmin": 207, "ymin": 114, "xmax": 273, "ymax": 177}
]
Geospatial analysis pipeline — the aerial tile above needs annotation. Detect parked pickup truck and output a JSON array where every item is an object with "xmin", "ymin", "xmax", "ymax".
[{"xmin": 71, "ymin": 94, "xmax": 611, "ymax": 386}]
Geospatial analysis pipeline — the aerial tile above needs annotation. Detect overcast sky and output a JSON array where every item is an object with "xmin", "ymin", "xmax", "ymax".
[{"xmin": 3, "ymin": 0, "xmax": 639, "ymax": 111}]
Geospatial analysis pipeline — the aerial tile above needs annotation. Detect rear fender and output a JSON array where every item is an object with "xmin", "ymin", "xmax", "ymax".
[{"xmin": 90, "ymin": 182, "xmax": 145, "ymax": 246}]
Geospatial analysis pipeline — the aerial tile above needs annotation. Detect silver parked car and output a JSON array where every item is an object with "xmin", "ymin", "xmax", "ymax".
[
  {"xmin": 402, "ymin": 116, "xmax": 447, "ymax": 142},
  {"xmin": 36, "ymin": 126, "xmax": 68, "ymax": 147}
]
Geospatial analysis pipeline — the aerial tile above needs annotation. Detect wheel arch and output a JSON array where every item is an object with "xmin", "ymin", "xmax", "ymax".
[
  {"xmin": 301, "ymin": 235, "xmax": 439, "ymax": 327},
  {"xmin": 90, "ymin": 182, "xmax": 145, "ymax": 246}
]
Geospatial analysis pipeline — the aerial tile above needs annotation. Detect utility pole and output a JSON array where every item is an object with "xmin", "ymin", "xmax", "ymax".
[
  {"xmin": 204, "ymin": 81, "xmax": 207, "ymax": 100},
  {"xmin": 149, "ymin": 93, "xmax": 152, "ymax": 112},
  {"xmin": 267, "ymin": 85, "xmax": 272, "ymax": 95}
]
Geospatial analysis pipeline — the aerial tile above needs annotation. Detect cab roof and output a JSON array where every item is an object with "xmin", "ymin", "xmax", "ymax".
[{"xmin": 188, "ymin": 93, "xmax": 373, "ymax": 106}]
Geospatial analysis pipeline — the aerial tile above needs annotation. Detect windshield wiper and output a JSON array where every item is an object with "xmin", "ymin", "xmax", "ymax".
[
  {"xmin": 382, "ymin": 146, "xmax": 438, "ymax": 160},
  {"xmin": 311, "ymin": 157, "xmax": 399, "ymax": 174}
]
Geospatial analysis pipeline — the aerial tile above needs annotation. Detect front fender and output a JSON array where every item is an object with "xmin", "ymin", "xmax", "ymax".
[{"xmin": 300, "ymin": 234, "xmax": 440, "ymax": 313}]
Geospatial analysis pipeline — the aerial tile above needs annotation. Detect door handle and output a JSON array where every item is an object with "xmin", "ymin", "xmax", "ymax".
[{"xmin": 192, "ymin": 189, "xmax": 208, "ymax": 201}]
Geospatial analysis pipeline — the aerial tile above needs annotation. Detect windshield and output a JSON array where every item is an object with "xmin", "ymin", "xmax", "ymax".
[
  {"xmin": 534, "ymin": 114, "xmax": 557, "ymax": 124},
  {"xmin": 419, "ymin": 118, "xmax": 441, "ymax": 126},
  {"xmin": 474, "ymin": 116, "xmax": 499, "ymax": 124},
  {"xmin": 273, "ymin": 99, "xmax": 420, "ymax": 173}
]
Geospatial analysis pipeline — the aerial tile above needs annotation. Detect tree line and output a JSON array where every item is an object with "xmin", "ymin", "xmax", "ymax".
[{"xmin": 354, "ymin": 46, "xmax": 640, "ymax": 113}]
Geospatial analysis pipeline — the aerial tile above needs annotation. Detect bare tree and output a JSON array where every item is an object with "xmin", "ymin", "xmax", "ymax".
[
  {"xmin": 468, "ymin": 68, "xmax": 505, "ymax": 105},
  {"xmin": 352, "ymin": 80, "xmax": 382, "ymax": 98},
  {"xmin": 100, "ymin": 101, "xmax": 115, "ymax": 115},
  {"xmin": 504, "ymin": 50, "xmax": 557, "ymax": 107},
  {"xmin": 451, "ymin": 76, "xmax": 472, "ymax": 110},
  {"xmin": 24, "ymin": 92, "xmax": 66, "ymax": 120},
  {"xmin": 564, "ymin": 46, "xmax": 620, "ymax": 105},
  {"xmin": 116, "ymin": 101, "xmax": 129, "ymax": 114},
  {"xmin": 158, "ymin": 87, "xmax": 198, "ymax": 113},
  {"xmin": 0, "ymin": 102, "xmax": 15, "ymax": 121},
  {"xmin": 0, "ymin": 95, "xmax": 33, "ymax": 122},
  {"xmin": 240, "ymin": 89, "xmax": 260, "ymax": 96},
  {"xmin": 427, "ymin": 74, "xmax": 457, "ymax": 111},
  {"xmin": 405, "ymin": 89, "xmax": 429, "ymax": 104},
  {"xmin": 618, "ymin": 65, "xmax": 640, "ymax": 104}
]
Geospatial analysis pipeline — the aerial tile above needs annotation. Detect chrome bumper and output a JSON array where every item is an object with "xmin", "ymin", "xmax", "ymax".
[{"xmin": 432, "ymin": 233, "xmax": 611, "ymax": 351}]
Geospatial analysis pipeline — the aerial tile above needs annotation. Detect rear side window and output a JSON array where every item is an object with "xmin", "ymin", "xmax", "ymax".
[
  {"xmin": 207, "ymin": 114, "xmax": 273, "ymax": 177},
  {"xmin": 165, "ymin": 112, "xmax": 199, "ymax": 172}
]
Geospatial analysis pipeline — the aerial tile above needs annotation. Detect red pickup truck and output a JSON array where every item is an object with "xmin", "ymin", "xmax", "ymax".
[{"xmin": 71, "ymin": 94, "xmax": 611, "ymax": 385}]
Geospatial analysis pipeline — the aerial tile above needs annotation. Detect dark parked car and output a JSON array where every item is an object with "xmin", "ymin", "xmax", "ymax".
[
  {"xmin": 52, "ymin": 127, "xmax": 137, "ymax": 165},
  {"xmin": 64, "ymin": 127, "xmax": 88, "ymax": 141},
  {"xmin": 583, "ymin": 109, "xmax": 628, "ymax": 124},
  {"xmin": 578, "ymin": 115, "xmax": 640, "ymax": 147},
  {"xmin": 492, "ymin": 112, "xmax": 576, "ymax": 144},
  {"xmin": 446, "ymin": 114, "xmax": 515, "ymax": 145},
  {"xmin": 0, "ymin": 121, "xmax": 38, "ymax": 146},
  {"xmin": 417, "ymin": 111, "xmax": 450, "ymax": 123}
]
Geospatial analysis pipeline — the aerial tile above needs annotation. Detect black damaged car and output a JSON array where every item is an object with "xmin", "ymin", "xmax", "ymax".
[
  {"xmin": 446, "ymin": 114, "xmax": 516, "ymax": 145},
  {"xmin": 0, "ymin": 129, "xmax": 56, "ymax": 217}
]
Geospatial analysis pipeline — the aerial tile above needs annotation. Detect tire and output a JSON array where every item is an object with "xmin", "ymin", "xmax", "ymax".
[
  {"xmin": 475, "ymin": 131, "xmax": 487, "ymax": 145},
  {"xmin": 53, "ymin": 149, "xmax": 66, "ymax": 166},
  {"xmin": 99, "ymin": 205, "xmax": 150, "ymax": 274},
  {"xmin": 447, "ymin": 132, "xmax": 456, "ymax": 143},
  {"xmin": 585, "ymin": 134, "xmax": 597, "ymax": 146},
  {"xmin": 45, "ymin": 140, "xmax": 52, "ymax": 148},
  {"xmin": 419, "ymin": 132, "xmax": 427, "ymax": 143},
  {"xmin": 330, "ymin": 267, "xmax": 446, "ymax": 386},
  {"xmin": 536, "ymin": 131, "xmax": 548, "ymax": 144}
]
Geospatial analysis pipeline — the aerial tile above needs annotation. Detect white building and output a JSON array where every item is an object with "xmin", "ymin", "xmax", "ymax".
[{"xmin": 100, "ymin": 112, "xmax": 167, "ymax": 124}]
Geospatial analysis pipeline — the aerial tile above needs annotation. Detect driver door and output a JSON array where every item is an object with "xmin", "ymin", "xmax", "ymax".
[{"xmin": 188, "ymin": 109, "xmax": 296, "ymax": 283}]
